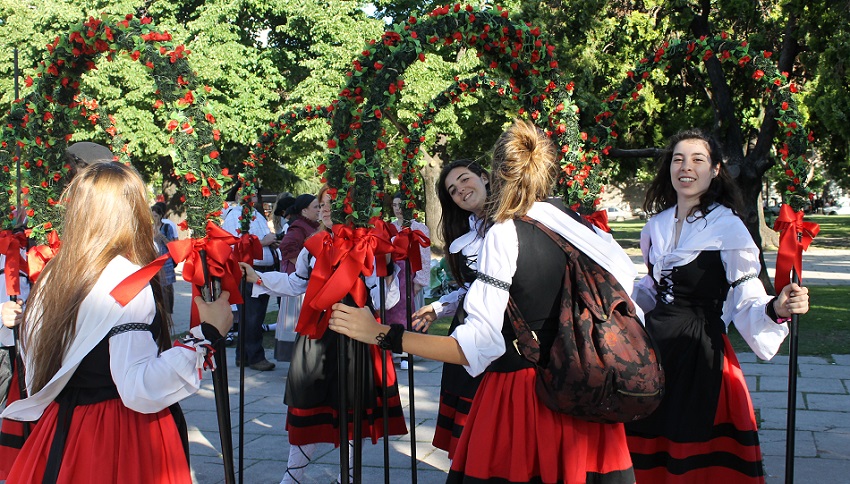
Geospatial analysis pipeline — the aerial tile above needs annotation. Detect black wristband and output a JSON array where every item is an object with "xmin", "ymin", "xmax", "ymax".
[
  {"xmin": 765, "ymin": 296, "xmax": 781, "ymax": 323},
  {"xmin": 200, "ymin": 322, "xmax": 224, "ymax": 344},
  {"xmin": 376, "ymin": 324, "xmax": 405, "ymax": 354}
]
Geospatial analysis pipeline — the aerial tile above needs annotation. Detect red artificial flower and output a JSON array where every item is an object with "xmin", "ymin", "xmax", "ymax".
[
  {"xmin": 185, "ymin": 172, "xmax": 198, "ymax": 183},
  {"xmin": 328, "ymin": 139, "xmax": 337, "ymax": 149},
  {"xmin": 205, "ymin": 113, "xmax": 216, "ymax": 123},
  {"xmin": 166, "ymin": 120, "xmax": 179, "ymax": 131},
  {"xmin": 209, "ymin": 151, "xmax": 219, "ymax": 159},
  {"xmin": 753, "ymin": 70, "xmax": 765, "ymax": 80}
]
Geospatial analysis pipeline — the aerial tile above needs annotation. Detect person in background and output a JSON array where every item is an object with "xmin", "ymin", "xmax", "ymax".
[
  {"xmin": 273, "ymin": 193, "xmax": 296, "ymax": 237},
  {"xmin": 385, "ymin": 192, "xmax": 430, "ymax": 370},
  {"xmin": 153, "ymin": 202, "xmax": 179, "ymax": 240},
  {"xmin": 0, "ymin": 162, "xmax": 233, "ymax": 483},
  {"xmin": 625, "ymin": 129, "xmax": 810, "ymax": 483},
  {"xmin": 240, "ymin": 185, "xmax": 408, "ymax": 484},
  {"xmin": 151, "ymin": 204, "xmax": 177, "ymax": 316},
  {"xmin": 329, "ymin": 119, "xmax": 637, "ymax": 483},
  {"xmin": 222, "ymin": 184, "xmax": 278, "ymax": 371},
  {"xmin": 273, "ymin": 194, "xmax": 319, "ymax": 360}
]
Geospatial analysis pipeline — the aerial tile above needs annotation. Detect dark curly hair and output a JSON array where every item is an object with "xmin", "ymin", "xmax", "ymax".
[{"xmin": 643, "ymin": 128, "xmax": 742, "ymax": 220}]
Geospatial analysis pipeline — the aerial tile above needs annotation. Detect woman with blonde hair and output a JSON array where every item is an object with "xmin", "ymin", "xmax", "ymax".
[
  {"xmin": 329, "ymin": 119, "xmax": 637, "ymax": 483},
  {"xmin": 0, "ymin": 162, "xmax": 232, "ymax": 483}
]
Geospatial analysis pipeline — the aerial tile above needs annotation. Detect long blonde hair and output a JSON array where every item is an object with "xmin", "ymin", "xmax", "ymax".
[
  {"xmin": 487, "ymin": 119, "xmax": 558, "ymax": 223},
  {"xmin": 24, "ymin": 162, "xmax": 165, "ymax": 393}
]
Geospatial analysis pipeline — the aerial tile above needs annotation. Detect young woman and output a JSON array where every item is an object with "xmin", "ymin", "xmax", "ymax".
[
  {"xmin": 409, "ymin": 159, "xmax": 489, "ymax": 459},
  {"xmin": 0, "ymin": 162, "xmax": 233, "ymax": 483},
  {"xmin": 384, "ymin": 191, "xmax": 431, "ymax": 369},
  {"xmin": 151, "ymin": 203, "xmax": 177, "ymax": 315},
  {"xmin": 625, "ymin": 129, "xmax": 809, "ymax": 483},
  {"xmin": 240, "ymin": 186, "xmax": 407, "ymax": 484},
  {"xmin": 329, "ymin": 119, "xmax": 638, "ymax": 483}
]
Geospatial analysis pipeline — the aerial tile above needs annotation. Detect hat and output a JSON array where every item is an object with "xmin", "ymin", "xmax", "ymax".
[
  {"xmin": 65, "ymin": 142, "xmax": 115, "ymax": 167},
  {"xmin": 285, "ymin": 194, "xmax": 316, "ymax": 218}
]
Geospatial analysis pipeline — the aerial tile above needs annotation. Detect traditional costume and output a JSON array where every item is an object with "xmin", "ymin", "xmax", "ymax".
[
  {"xmin": 626, "ymin": 205, "xmax": 788, "ymax": 483},
  {"xmin": 427, "ymin": 214, "xmax": 486, "ymax": 459},
  {"xmin": 1, "ymin": 256, "xmax": 218, "ymax": 483},
  {"xmin": 252, "ymin": 247, "xmax": 408, "ymax": 483},
  {"xmin": 447, "ymin": 201, "xmax": 637, "ymax": 484}
]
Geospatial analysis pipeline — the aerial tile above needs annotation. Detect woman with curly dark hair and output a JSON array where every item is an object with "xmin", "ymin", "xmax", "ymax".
[{"xmin": 626, "ymin": 129, "xmax": 810, "ymax": 483}]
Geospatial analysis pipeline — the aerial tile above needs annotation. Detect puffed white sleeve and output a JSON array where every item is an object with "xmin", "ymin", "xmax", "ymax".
[
  {"xmin": 108, "ymin": 288, "xmax": 209, "ymax": 414},
  {"xmin": 252, "ymin": 247, "xmax": 312, "ymax": 298},
  {"xmin": 430, "ymin": 286, "xmax": 467, "ymax": 319},
  {"xmin": 721, "ymin": 247, "xmax": 789, "ymax": 360},
  {"xmin": 451, "ymin": 221, "xmax": 517, "ymax": 377}
]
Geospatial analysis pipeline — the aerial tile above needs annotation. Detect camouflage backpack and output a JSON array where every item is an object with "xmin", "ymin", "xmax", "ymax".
[{"xmin": 508, "ymin": 216, "xmax": 664, "ymax": 423}]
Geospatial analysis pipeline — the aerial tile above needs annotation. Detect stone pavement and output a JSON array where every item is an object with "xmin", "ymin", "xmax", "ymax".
[{"xmin": 171, "ymin": 249, "xmax": 850, "ymax": 483}]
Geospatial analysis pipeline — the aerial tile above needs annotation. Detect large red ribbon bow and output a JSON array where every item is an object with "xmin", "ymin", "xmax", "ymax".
[
  {"xmin": 392, "ymin": 226, "xmax": 431, "ymax": 273},
  {"xmin": 296, "ymin": 223, "xmax": 395, "ymax": 339},
  {"xmin": 583, "ymin": 210, "xmax": 611, "ymax": 233},
  {"xmin": 772, "ymin": 204, "xmax": 819, "ymax": 293},
  {"xmin": 232, "ymin": 232, "xmax": 262, "ymax": 265},
  {"xmin": 0, "ymin": 230, "xmax": 29, "ymax": 296},
  {"xmin": 26, "ymin": 231, "xmax": 61, "ymax": 282},
  {"xmin": 111, "ymin": 221, "xmax": 245, "ymax": 326}
]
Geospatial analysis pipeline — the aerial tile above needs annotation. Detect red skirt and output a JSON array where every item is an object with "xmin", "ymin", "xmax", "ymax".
[
  {"xmin": 286, "ymin": 345, "xmax": 407, "ymax": 446},
  {"xmin": 5, "ymin": 399, "xmax": 190, "ymax": 483},
  {"xmin": 626, "ymin": 336, "xmax": 764, "ymax": 483},
  {"xmin": 0, "ymin": 361, "xmax": 32, "ymax": 480},
  {"xmin": 448, "ymin": 368, "xmax": 635, "ymax": 484},
  {"xmin": 432, "ymin": 390, "xmax": 474, "ymax": 459}
]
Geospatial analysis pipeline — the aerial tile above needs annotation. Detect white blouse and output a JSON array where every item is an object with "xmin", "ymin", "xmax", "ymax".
[
  {"xmin": 253, "ymin": 246, "xmax": 401, "ymax": 311},
  {"xmin": 631, "ymin": 205, "xmax": 789, "ymax": 360},
  {"xmin": 452, "ymin": 202, "xmax": 638, "ymax": 377},
  {"xmin": 4, "ymin": 256, "xmax": 210, "ymax": 421},
  {"xmin": 429, "ymin": 215, "xmax": 486, "ymax": 319}
]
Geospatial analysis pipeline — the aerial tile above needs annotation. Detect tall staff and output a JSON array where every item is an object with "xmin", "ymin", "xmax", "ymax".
[
  {"xmin": 11, "ymin": 48, "xmax": 28, "ymax": 439},
  {"xmin": 773, "ymin": 205, "xmax": 819, "ymax": 484}
]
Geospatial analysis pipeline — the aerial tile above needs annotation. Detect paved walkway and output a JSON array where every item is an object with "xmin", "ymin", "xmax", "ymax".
[{"xmin": 172, "ymin": 248, "xmax": 850, "ymax": 483}]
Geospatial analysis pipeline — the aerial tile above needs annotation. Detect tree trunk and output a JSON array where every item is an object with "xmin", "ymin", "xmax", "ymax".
[
  {"xmin": 734, "ymin": 168, "xmax": 777, "ymax": 296},
  {"xmin": 420, "ymin": 152, "xmax": 445, "ymax": 254}
]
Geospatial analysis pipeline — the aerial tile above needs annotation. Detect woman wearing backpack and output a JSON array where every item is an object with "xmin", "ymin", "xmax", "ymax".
[
  {"xmin": 625, "ymin": 129, "xmax": 809, "ymax": 483},
  {"xmin": 329, "ymin": 119, "xmax": 638, "ymax": 483},
  {"xmin": 409, "ymin": 159, "xmax": 490, "ymax": 459}
]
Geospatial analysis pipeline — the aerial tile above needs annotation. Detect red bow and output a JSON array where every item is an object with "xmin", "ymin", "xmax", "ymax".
[
  {"xmin": 111, "ymin": 221, "xmax": 245, "ymax": 326},
  {"xmin": 0, "ymin": 230, "xmax": 29, "ymax": 296},
  {"xmin": 772, "ymin": 204, "xmax": 819, "ymax": 293},
  {"xmin": 26, "ymin": 231, "xmax": 61, "ymax": 282},
  {"xmin": 392, "ymin": 226, "xmax": 431, "ymax": 273},
  {"xmin": 583, "ymin": 210, "xmax": 611, "ymax": 233},
  {"xmin": 368, "ymin": 218, "xmax": 403, "ymax": 277},
  {"xmin": 296, "ymin": 223, "xmax": 395, "ymax": 339},
  {"xmin": 232, "ymin": 232, "xmax": 262, "ymax": 265}
]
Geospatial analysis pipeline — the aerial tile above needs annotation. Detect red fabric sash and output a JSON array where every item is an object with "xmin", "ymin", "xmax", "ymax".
[
  {"xmin": 392, "ymin": 226, "xmax": 431, "ymax": 273},
  {"xmin": 26, "ymin": 231, "xmax": 61, "ymax": 282},
  {"xmin": 583, "ymin": 210, "xmax": 611, "ymax": 233},
  {"xmin": 110, "ymin": 221, "xmax": 245, "ymax": 327},
  {"xmin": 772, "ymin": 204, "xmax": 819, "ymax": 292},
  {"xmin": 0, "ymin": 231, "xmax": 29, "ymax": 296},
  {"xmin": 295, "ymin": 223, "xmax": 396, "ymax": 339}
]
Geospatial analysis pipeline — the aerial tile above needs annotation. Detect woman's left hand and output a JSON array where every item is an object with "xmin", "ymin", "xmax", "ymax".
[
  {"xmin": 329, "ymin": 303, "xmax": 384, "ymax": 345},
  {"xmin": 775, "ymin": 283, "xmax": 809, "ymax": 318}
]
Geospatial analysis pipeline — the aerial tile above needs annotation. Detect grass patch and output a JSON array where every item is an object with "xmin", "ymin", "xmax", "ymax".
[
  {"xmin": 609, "ymin": 219, "xmax": 645, "ymax": 251},
  {"xmin": 803, "ymin": 215, "xmax": 850, "ymax": 249},
  {"xmin": 728, "ymin": 285, "xmax": 850, "ymax": 357}
]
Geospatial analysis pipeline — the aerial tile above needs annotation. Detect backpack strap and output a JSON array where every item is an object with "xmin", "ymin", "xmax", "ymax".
[{"xmin": 505, "ymin": 216, "xmax": 576, "ymax": 366}]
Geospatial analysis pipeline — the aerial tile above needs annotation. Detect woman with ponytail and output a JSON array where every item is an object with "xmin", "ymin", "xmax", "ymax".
[
  {"xmin": 329, "ymin": 119, "xmax": 638, "ymax": 483},
  {"xmin": 0, "ymin": 162, "xmax": 233, "ymax": 483}
]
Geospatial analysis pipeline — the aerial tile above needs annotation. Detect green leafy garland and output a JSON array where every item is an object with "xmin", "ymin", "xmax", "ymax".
[
  {"xmin": 585, "ymin": 34, "xmax": 812, "ymax": 211},
  {"xmin": 240, "ymin": 104, "xmax": 335, "ymax": 232},
  {"xmin": 0, "ymin": 13, "xmax": 226, "ymax": 241},
  {"xmin": 326, "ymin": 4, "xmax": 583, "ymax": 226}
]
